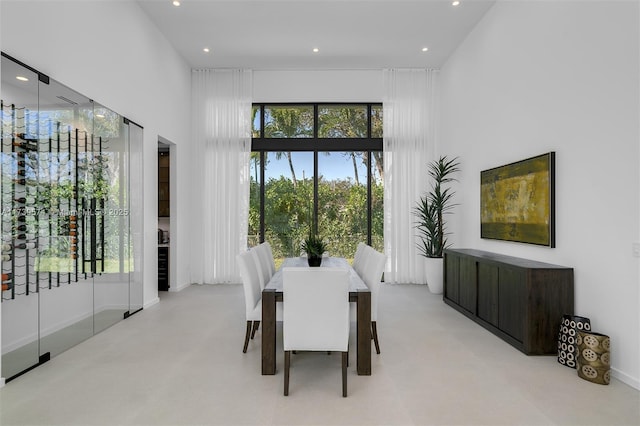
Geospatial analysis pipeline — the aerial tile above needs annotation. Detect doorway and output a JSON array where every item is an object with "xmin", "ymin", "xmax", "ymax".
[{"xmin": 157, "ymin": 138, "xmax": 175, "ymax": 292}]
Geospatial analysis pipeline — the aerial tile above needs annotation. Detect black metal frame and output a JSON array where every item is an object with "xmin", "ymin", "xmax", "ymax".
[{"xmin": 251, "ymin": 103, "xmax": 382, "ymax": 245}]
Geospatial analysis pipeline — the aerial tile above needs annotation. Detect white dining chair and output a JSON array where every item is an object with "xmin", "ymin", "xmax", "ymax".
[
  {"xmin": 352, "ymin": 242, "xmax": 367, "ymax": 276},
  {"xmin": 282, "ymin": 267, "xmax": 350, "ymax": 397},
  {"xmin": 237, "ymin": 250, "xmax": 281, "ymax": 353},
  {"xmin": 351, "ymin": 245, "xmax": 386, "ymax": 354},
  {"xmin": 237, "ymin": 251, "xmax": 263, "ymax": 353},
  {"xmin": 262, "ymin": 241, "xmax": 276, "ymax": 275},
  {"xmin": 251, "ymin": 245, "xmax": 272, "ymax": 291}
]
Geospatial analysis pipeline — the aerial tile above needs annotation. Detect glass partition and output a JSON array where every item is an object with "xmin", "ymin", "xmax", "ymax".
[
  {"xmin": 36, "ymin": 76, "xmax": 95, "ymax": 360},
  {"xmin": 92, "ymin": 103, "xmax": 129, "ymax": 334},
  {"xmin": 1, "ymin": 56, "xmax": 42, "ymax": 379},
  {"xmin": 1, "ymin": 53, "xmax": 142, "ymax": 381},
  {"xmin": 128, "ymin": 122, "xmax": 143, "ymax": 314}
]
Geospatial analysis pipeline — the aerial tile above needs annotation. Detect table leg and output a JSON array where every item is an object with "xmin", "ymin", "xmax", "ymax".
[
  {"xmin": 261, "ymin": 289, "xmax": 276, "ymax": 375},
  {"xmin": 356, "ymin": 291, "xmax": 371, "ymax": 375}
]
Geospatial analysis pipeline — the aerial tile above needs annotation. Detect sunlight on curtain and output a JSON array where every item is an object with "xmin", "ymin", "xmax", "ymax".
[
  {"xmin": 191, "ymin": 69, "xmax": 252, "ymax": 284},
  {"xmin": 383, "ymin": 69, "xmax": 438, "ymax": 284}
]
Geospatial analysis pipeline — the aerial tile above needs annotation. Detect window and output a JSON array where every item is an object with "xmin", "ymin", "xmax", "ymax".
[{"xmin": 250, "ymin": 104, "xmax": 382, "ymax": 264}]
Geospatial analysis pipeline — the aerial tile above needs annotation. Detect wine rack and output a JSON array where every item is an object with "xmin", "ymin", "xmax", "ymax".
[{"xmin": 0, "ymin": 98, "xmax": 107, "ymax": 302}]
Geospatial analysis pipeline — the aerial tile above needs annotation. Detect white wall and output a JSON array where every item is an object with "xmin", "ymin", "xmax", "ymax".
[
  {"xmin": 439, "ymin": 0, "xmax": 640, "ymax": 389},
  {"xmin": 0, "ymin": 0, "xmax": 192, "ymax": 380},
  {"xmin": 253, "ymin": 69, "xmax": 383, "ymax": 102}
]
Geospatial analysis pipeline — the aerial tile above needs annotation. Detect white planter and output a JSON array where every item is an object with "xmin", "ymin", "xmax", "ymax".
[{"xmin": 424, "ymin": 257, "xmax": 444, "ymax": 294}]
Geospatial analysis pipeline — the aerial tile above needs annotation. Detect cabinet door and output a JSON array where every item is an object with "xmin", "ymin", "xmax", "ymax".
[
  {"xmin": 458, "ymin": 257, "xmax": 477, "ymax": 313},
  {"xmin": 477, "ymin": 263, "xmax": 498, "ymax": 326},
  {"xmin": 444, "ymin": 253, "xmax": 459, "ymax": 304},
  {"xmin": 498, "ymin": 267, "xmax": 525, "ymax": 342}
]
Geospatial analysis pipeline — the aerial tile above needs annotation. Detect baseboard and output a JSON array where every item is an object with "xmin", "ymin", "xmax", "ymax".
[
  {"xmin": 143, "ymin": 297, "xmax": 160, "ymax": 309},
  {"xmin": 611, "ymin": 367, "xmax": 640, "ymax": 390},
  {"xmin": 169, "ymin": 282, "xmax": 192, "ymax": 292}
]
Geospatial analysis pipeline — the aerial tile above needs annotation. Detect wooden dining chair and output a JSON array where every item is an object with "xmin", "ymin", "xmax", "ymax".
[{"xmin": 282, "ymin": 267, "xmax": 350, "ymax": 397}]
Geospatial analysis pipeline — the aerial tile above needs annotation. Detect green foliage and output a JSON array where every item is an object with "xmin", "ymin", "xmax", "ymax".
[
  {"xmin": 248, "ymin": 174, "xmax": 384, "ymax": 260},
  {"xmin": 414, "ymin": 156, "xmax": 460, "ymax": 258}
]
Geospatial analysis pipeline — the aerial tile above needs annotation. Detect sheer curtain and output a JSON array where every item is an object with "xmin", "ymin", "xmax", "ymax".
[
  {"xmin": 383, "ymin": 69, "xmax": 438, "ymax": 284},
  {"xmin": 190, "ymin": 69, "xmax": 252, "ymax": 284}
]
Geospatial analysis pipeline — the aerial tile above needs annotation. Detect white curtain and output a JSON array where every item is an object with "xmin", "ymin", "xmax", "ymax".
[
  {"xmin": 190, "ymin": 69, "xmax": 252, "ymax": 284},
  {"xmin": 383, "ymin": 69, "xmax": 438, "ymax": 284}
]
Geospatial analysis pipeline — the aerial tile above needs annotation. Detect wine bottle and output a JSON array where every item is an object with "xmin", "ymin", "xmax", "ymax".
[
  {"xmin": 2, "ymin": 254, "xmax": 12, "ymax": 262},
  {"xmin": 69, "ymin": 230, "xmax": 77, "ymax": 237},
  {"xmin": 1, "ymin": 282, "xmax": 12, "ymax": 292},
  {"xmin": 17, "ymin": 233, "xmax": 36, "ymax": 240},
  {"xmin": 13, "ymin": 178, "xmax": 26, "ymax": 185},
  {"xmin": 1, "ymin": 243, "xmax": 12, "ymax": 251},
  {"xmin": 17, "ymin": 169, "xmax": 27, "ymax": 176},
  {"xmin": 15, "ymin": 224, "xmax": 27, "ymax": 232},
  {"xmin": 17, "ymin": 215, "xmax": 27, "ymax": 223},
  {"xmin": 15, "ymin": 196, "xmax": 36, "ymax": 204},
  {"xmin": 17, "ymin": 242, "xmax": 36, "ymax": 250},
  {"xmin": 17, "ymin": 160, "xmax": 27, "ymax": 167},
  {"xmin": 2, "ymin": 273, "xmax": 12, "ymax": 281},
  {"xmin": 12, "ymin": 140, "xmax": 37, "ymax": 151}
]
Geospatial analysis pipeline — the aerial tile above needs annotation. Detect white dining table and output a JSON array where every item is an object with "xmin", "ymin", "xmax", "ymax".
[
  {"xmin": 261, "ymin": 257, "xmax": 372, "ymax": 376},
  {"xmin": 264, "ymin": 256, "xmax": 368, "ymax": 292}
]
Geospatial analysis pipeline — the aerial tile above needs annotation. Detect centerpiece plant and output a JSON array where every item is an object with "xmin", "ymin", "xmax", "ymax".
[{"xmin": 301, "ymin": 232, "xmax": 327, "ymax": 267}]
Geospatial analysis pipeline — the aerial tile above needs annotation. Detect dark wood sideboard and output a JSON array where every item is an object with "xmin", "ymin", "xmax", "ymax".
[{"xmin": 443, "ymin": 249, "xmax": 574, "ymax": 355}]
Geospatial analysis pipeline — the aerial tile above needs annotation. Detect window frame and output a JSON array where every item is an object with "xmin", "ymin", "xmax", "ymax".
[{"xmin": 251, "ymin": 102, "xmax": 383, "ymax": 248}]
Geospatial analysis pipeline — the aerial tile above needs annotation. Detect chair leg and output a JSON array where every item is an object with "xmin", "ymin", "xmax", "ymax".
[
  {"xmin": 251, "ymin": 320, "xmax": 260, "ymax": 339},
  {"xmin": 372, "ymin": 321, "xmax": 380, "ymax": 354},
  {"xmin": 342, "ymin": 352, "xmax": 348, "ymax": 397},
  {"xmin": 242, "ymin": 321, "xmax": 252, "ymax": 353},
  {"xmin": 284, "ymin": 351, "xmax": 291, "ymax": 396}
]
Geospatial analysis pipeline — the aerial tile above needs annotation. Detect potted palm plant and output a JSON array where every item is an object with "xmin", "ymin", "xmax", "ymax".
[
  {"xmin": 301, "ymin": 233, "xmax": 327, "ymax": 267},
  {"xmin": 414, "ymin": 155, "xmax": 460, "ymax": 294}
]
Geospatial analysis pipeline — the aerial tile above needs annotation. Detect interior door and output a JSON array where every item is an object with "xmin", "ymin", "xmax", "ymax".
[
  {"xmin": 128, "ymin": 121, "xmax": 143, "ymax": 314},
  {"xmin": 1, "ymin": 56, "xmax": 42, "ymax": 379}
]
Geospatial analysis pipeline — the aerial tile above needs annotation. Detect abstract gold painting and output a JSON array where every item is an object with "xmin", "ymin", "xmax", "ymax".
[{"xmin": 481, "ymin": 152, "xmax": 555, "ymax": 247}]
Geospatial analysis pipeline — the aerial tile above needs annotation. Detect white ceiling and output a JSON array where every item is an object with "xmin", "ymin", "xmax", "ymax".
[{"xmin": 137, "ymin": 0, "xmax": 495, "ymax": 70}]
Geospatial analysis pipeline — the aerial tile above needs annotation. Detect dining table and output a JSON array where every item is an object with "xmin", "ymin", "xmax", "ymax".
[{"xmin": 261, "ymin": 256, "xmax": 372, "ymax": 376}]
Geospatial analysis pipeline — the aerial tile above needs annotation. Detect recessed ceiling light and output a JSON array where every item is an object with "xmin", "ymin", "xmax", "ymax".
[
  {"xmin": 16, "ymin": 76, "xmax": 29, "ymax": 82},
  {"xmin": 452, "ymin": 1, "xmax": 461, "ymax": 6},
  {"xmin": 312, "ymin": 48, "xmax": 319, "ymax": 53},
  {"xmin": 96, "ymin": 114, "xmax": 105, "ymax": 119},
  {"xmin": 421, "ymin": 47, "xmax": 429, "ymax": 52},
  {"xmin": 203, "ymin": 47, "xmax": 210, "ymax": 53},
  {"xmin": 173, "ymin": 1, "xmax": 181, "ymax": 7}
]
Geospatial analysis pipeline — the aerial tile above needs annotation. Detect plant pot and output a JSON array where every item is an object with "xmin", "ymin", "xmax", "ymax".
[
  {"xmin": 307, "ymin": 255, "xmax": 322, "ymax": 267},
  {"xmin": 424, "ymin": 257, "xmax": 444, "ymax": 294}
]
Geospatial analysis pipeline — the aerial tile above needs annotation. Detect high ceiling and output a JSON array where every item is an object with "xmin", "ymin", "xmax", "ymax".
[{"xmin": 137, "ymin": 0, "xmax": 495, "ymax": 70}]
